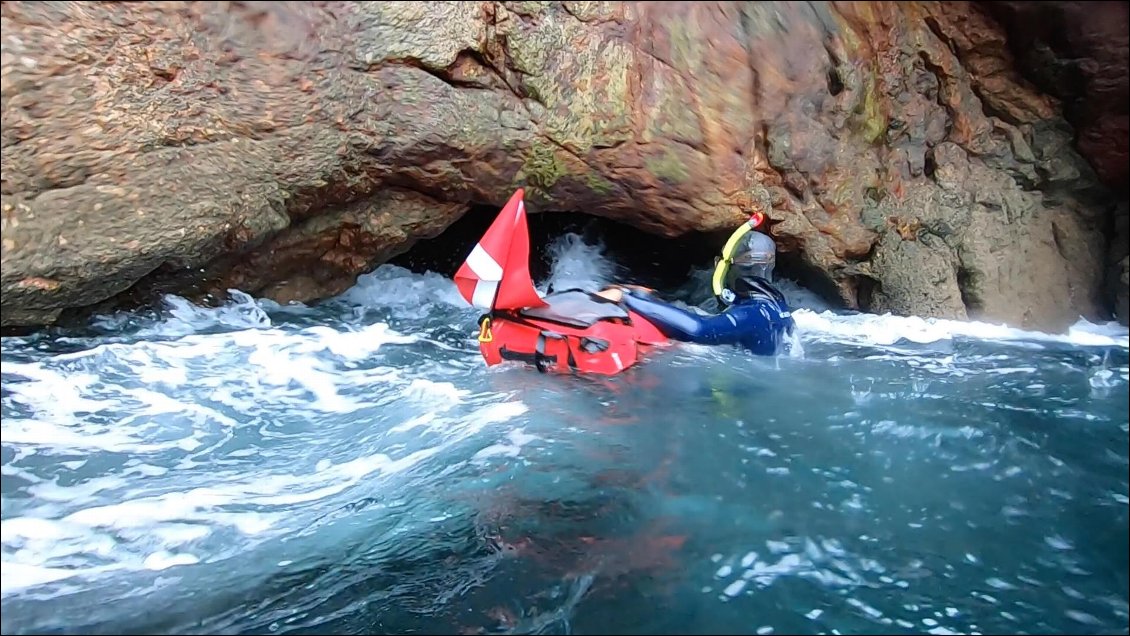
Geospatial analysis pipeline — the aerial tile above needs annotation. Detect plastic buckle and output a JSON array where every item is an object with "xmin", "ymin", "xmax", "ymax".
[{"xmin": 477, "ymin": 316, "xmax": 493, "ymax": 343}]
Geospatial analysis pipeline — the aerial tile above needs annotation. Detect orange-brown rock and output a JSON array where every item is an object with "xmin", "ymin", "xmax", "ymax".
[{"xmin": 2, "ymin": 1, "xmax": 1126, "ymax": 330}]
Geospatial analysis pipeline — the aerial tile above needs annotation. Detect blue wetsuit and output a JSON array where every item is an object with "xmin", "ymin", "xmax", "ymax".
[{"xmin": 620, "ymin": 282, "xmax": 795, "ymax": 356}]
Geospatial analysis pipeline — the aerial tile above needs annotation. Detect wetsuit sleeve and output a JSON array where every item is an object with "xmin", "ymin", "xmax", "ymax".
[{"xmin": 620, "ymin": 293, "xmax": 747, "ymax": 344}]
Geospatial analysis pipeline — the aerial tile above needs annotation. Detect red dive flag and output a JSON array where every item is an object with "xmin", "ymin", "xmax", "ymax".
[{"xmin": 455, "ymin": 188, "xmax": 547, "ymax": 310}]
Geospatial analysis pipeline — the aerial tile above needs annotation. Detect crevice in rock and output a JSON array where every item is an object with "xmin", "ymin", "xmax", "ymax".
[
  {"xmin": 458, "ymin": 47, "xmax": 505, "ymax": 82},
  {"xmin": 635, "ymin": 45, "xmax": 687, "ymax": 80},
  {"xmin": 916, "ymin": 51, "xmax": 958, "ymax": 129},
  {"xmin": 1050, "ymin": 220, "xmax": 1068, "ymax": 260},
  {"xmin": 1106, "ymin": 201, "xmax": 1130, "ymax": 324},
  {"xmin": 591, "ymin": 138, "xmax": 628, "ymax": 152},
  {"xmin": 853, "ymin": 275, "xmax": 878, "ymax": 313},
  {"xmin": 923, "ymin": 16, "xmax": 959, "ymax": 59},
  {"xmin": 638, "ymin": 136, "xmax": 709, "ymax": 159},
  {"xmin": 968, "ymin": 84, "xmax": 1019, "ymax": 127},
  {"xmin": 558, "ymin": 2, "xmax": 586, "ymax": 23},
  {"xmin": 826, "ymin": 67, "xmax": 844, "ymax": 97},
  {"xmin": 465, "ymin": 44, "xmax": 536, "ymax": 106},
  {"xmin": 955, "ymin": 264, "xmax": 984, "ymax": 317},
  {"xmin": 822, "ymin": 36, "xmax": 845, "ymax": 99},
  {"xmin": 360, "ymin": 56, "xmax": 494, "ymax": 92},
  {"xmin": 477, "ymin": 43, "xmax": 546, "ymax": 111}
]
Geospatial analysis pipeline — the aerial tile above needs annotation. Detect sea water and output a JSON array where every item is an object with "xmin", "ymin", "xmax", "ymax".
[{"xmin": 2, "ymin": 234, "xmax": 1127, "ymax": 635}]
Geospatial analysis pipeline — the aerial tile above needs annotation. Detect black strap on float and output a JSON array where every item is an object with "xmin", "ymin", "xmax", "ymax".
[
  {"xmin": 485, "ymin": 312, "xmax": 584, "ymax": 374},
  {"xmin": 534, "ymin": 332, "xmax": 550, "ymax": 373},
  {"xmin": 499, "ymin": 347, "xmax": 549, "ymax": 367},
  {"xmin": 534, "ymin": 331, "xmax": 578, "ymax": 374}
]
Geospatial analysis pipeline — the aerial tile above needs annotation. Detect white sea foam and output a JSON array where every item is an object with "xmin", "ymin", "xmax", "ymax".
[
  {"xmin": 540, "ymin": 232, "xmax": 616, "ymax": 294},
  {"xmin": 793, "ymin": 309, "xmax": 1129, "ymax": 349},
  {"xmin": 1, "ymin": 294, "xmax": 531, "ymax": 598},
  {"xmin": 336, "ymin": 265, "xmax": 469, "ymax": 312},
  {"xmin": 0, "ymin": 389, "xmax": 531, "ymax": 596}
]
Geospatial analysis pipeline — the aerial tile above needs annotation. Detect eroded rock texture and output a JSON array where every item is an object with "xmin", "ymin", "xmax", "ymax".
[
  {"xmin": 983, "ymin": 0, "xmax": 1129, "ymax": 325},
  {"xmin": 2, "ymin": 1, "xmax": 1126, "ymax": 330}
]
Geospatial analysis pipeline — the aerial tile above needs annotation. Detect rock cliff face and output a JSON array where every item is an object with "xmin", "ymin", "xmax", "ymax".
[
  {"xmin": 2, "ymin": 1, "xmax": 1126, "ymax": 330},
  {"xmin": 982, "ymin": 0, "xmax": 1129, "ymax": 325}
]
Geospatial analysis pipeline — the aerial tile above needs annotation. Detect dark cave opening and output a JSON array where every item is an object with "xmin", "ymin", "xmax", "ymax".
[
  {"xmin": 390, "ymin": 204, "xmax": 733, "ymax": 296},
  {"xmin": 775, "ymin": 250, "xmax": 847, "ymax": 311},
  {"xmin": 390, "ymin": 204, "xmax": 839, "ymax": 310},
  {"xmin": 5, "ymin": 204, "xmax": 837, "ymax": 340}
]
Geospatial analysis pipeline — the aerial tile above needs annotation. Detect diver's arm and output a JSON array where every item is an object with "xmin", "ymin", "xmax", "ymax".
[{"xmin": 620, "ymin": 293, "xmax": 745, "ymax": 344}]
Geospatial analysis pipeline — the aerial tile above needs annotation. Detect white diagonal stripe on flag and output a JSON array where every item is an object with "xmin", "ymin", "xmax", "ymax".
[
  {"xmin": 471, "ymin": 280, "xmax": 499, "ymax": 308},
  {"xmin": 466, "ymin": 244, "xmax": 503, "ymax": 282}
]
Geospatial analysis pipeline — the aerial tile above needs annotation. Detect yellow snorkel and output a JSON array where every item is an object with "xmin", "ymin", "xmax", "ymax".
[{"xmin": 712, "ymin": 212, "xmax": 766, "ymax": 304}]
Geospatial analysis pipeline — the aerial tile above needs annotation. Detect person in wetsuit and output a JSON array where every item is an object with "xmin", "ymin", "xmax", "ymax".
[{"xmin": 596, "ymin": 221, "xmax": 796, "ymax": 357}]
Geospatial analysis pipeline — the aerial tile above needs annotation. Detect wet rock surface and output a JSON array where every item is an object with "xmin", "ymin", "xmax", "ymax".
[{"xmin": 2, "ymin": 1, "xmax": 1126, "ymax": 330}]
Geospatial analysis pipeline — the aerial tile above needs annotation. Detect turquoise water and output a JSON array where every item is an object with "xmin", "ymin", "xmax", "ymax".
[{"xmin": 2, "ymin": 236, "xmax": 1128, "ymax": 635}]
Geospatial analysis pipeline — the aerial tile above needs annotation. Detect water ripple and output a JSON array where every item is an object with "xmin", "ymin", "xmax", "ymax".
[{"xmin": 3, "ymin": 236, "xmax": 1128, "ymax": 635}]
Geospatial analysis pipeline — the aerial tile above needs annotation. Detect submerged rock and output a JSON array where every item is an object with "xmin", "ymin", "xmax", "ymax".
[{"xmin": 1, "ymin": 1, "xmax": 1126, "ymax": 330}]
